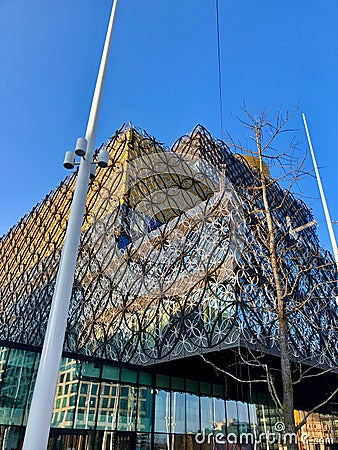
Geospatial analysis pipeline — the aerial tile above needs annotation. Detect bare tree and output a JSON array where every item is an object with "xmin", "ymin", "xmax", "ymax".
[{"xmin": 215, "ymin": 105, "xmax": 338, "ymax": 449}]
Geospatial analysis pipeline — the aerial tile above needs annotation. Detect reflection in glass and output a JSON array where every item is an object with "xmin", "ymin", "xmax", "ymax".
[
  {"xmin": 74, "ymin": 381, "xmax": 100, "ymax": 429},
  {"xmin": 96, "ymin": 382, "xmax": 120, "ymax": 430},
  {"xmin": 201, "ymin": 396, "xmax": 213, "ymax": 433},
  {"xmin": 155, "ymin": 390, "xmax": 171, "ymax": 433},
  {"xmin": 237, "ymin": 401, "xmax": 250, "ymax": 434},
  {"xmin": 136, "ymin": 432, "xmax": 151, "ymax": 450},
  {"xmin": 186, "ymin": 393, "xmax": 200, "ymax": 434},
  {"xmin": 226, "ymin": 400, "xmax": 238, "ymax": 436},
  {"xmin": 137, "ymin": 387, "xmax": 153, "ymax": 432},
  {"xmin": 171, "ymin": 392, "xmax": 185, "ymax": 434},
  {"xmin": 117, "ymin": 385, "xmax": 137, "ymax": 431},
  {"xmin": 248, "ymin": 404, "xmax": 258, "ymax": 437},
  {"xmin": 0, "ymin": 348, "xmax": 37, "ymax": 426},
  {"xmin": 154, "ymin": 432, "xmax": 171, "ymax": 450},
  {"xmin": 51, "ymin": 358, "xmax": 80, "ymax": 428},
  {"xmin": 213, "ymin": 398, "xmax": 226, "ymax": 433}
]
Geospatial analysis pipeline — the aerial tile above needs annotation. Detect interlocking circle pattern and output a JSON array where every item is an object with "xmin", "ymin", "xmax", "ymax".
[{"xmin": 0, "ymin": 124, "xmax": 337, "ymax": 365}]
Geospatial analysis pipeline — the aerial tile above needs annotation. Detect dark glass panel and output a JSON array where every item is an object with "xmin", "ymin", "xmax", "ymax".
[
  {"xmin": 172, "ymin": 377, "xmax": 184, "ymax": 391},
  {"xmin": 121, "ymin": 368, "xmax": 137, "ymax": 384},
  {"xmin": 81, "ymin": 361, "xmax": 101, "ymax": 379},
  {"xmin": 137, "ymin": 386, "xmax": 153, "ymax": 432},
  {"xmin": 186, "ymin": 379, "xmax": 198, "ymax": 394},
  {"xmin": 200, "ymin": 382, "xmax": 212, "ymax": 396},
  {"xmin": 139, "ymin": 371, "xmax": 152, "ymax": 386},
  {"xmin": 154, "ymin": 433, "xmax": 171, "ymax": 450},
  {"xmin": 156, "ymin": 374, "xmax": 170, "ymax": 389},
  {"xmin": 0, "ymin": 348, "xmax": 37, "ymax": 426},
  {"xmin": 102, "ymin": 365, "xmax": 120, "ymax": 382},
  {"xmin": 212, "ymin": 384, "xmax": 224, "ymax": 398},
  {"xmin": 136, "ymin": 432, "xmax": 151, "ymax": 450}
]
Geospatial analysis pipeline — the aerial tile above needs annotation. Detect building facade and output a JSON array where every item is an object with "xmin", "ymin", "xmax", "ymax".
[{"xmin": 0, "ymin": 124, "xmax": 337, "ymax": 449}]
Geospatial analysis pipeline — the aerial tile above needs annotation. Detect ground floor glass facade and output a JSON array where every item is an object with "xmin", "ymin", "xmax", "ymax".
[{"xmin": 0, "ymin": 345, "xmax": 337, "ymax": 450}]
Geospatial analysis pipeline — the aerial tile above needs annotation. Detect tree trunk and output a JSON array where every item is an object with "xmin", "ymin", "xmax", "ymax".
[{"xmin": 255, "ymin": 126, "xmax": 297, "ymax": 450}]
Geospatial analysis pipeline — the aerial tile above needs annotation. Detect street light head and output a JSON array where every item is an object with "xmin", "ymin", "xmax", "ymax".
[
  {"xmin": 63, "ymin": 151, "xmax": 76, "ymax": 170},
  {"xmin": 75, "ymin": 137, "xmax": 88, "ymax": 157},
  {"xmin": 97, "ymin": 148, "xmax": 109, "ymax": 168}
]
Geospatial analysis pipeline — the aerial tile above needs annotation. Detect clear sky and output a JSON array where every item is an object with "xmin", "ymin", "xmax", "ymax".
[{"xmin": 0, "ymin": 0, "xmax": 337, "ymax": 253}]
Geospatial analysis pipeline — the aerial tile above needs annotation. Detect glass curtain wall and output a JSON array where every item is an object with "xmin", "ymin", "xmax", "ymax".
[{"xmin": 0, "ymin": 345, "xmax": 337, "ymax": 450}]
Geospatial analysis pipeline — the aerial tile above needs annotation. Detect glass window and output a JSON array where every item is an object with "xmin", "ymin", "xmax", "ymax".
[
  {"xmin": 201, "ymin": 396, "xmax": 213, "ymax": 434},
  {"xmin": 137, "ymin": 387, "xmax": 153, "ymax": 432},
  {"xmin": 78, "ymin": 395, "xmax": 86, "ymax": 407},
  {"xmin": 171, "ymin": 392, "xmax": 186, "ymax": 434},
  {"xmin": 74, "ymin": 381, "xmax": 99, "ymax": 429},
  {"xmin": 121, "ymin": 368, "xmax": 137, "ymax": 384},
  {"xmin": 81, "ymin": 361, "xmax": 101, "ymax": 379},
  {"xmin": 186, "ymin": 393, "xmax": 200, "ymax": 434},
  {"xmin": 136, "ymin": 432, "xmax": 151, "ymax": 450},
  {"xmin": 213, "ymin": 398, "xmax": 226, "ymax": 433},
  {"xmin": 22, "ymin": 353, "xmax": 40, "ymax": 426},
  {"xmin": 156, "ymin": 374, "xmax": 170, "ymax": 389},
  {"xmin": 139, "ymin": 371, "xmax": 152, "ymax": 386},
  {"xmin": 117, "ymin": 385, "xmax": 137, "ymax": 431},
  {"xmin": 154, "ymin": 433, "xmax": 171, "ymax": 450},
  {"xmin": 80, "ymin": 383, "xmax": 88, "ymax": 395},
  {"xmin": 155, "ymin": 390, "xmax": 171, "ymax": 433},
  {"xmin": 186, "ymin": 379, "xmax": 198, "ymax": 394},
  {"xmin": 213, "ymin": 384, "xmax": 224, "ymax": 397},
  {"xmin": 0, "ymin": 349, "xmax": 37, "ymax": 426},
  {"xmin": 226, "ymin": 400, "xmax": 238, "ymax": 436},
  {"xmin": 248, "ymin": 404, "xmax": 259, "ymax": 437},
  {"xmin": 171, "ymin": 377, "xmax": 184, "ymax": 391},
  {"xmin": 96, "ymin": 382, "xmax": 119, "ymax": 431},
  {"xmin": 237, "ymin": 401, "xmax": 250, "ymax": 434},
  {"xmin": 102, "ymin": 365, "xmax": 120, "ymax": 381},
  {"xmin": 200, "ymin": 382, "xmax": 212, "ymax": 396},
  {"xmin": 172, "ymin": 434, "xmax": 187, "ymax": 449}
]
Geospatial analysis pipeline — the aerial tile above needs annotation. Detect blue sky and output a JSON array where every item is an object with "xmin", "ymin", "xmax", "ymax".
[{"xmin": 0, "ymin": 0, "xmax": 337, "ymax": 253}]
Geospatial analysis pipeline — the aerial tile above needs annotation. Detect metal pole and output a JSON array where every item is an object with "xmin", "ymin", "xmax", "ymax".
[
  {"xmin": 302, "ymin": 113, "xmax": 338, "ymax": 269},
  {"xmin": 22, "ymin": 1, "xmax": 119, "ymax": 448}
]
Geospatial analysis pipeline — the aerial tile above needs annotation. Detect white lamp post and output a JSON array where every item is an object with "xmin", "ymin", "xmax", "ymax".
[
  {"xmin": 302, "ymin": 113, "xmax": 338, "ymax": 269},
  {"xmin": 22, "ymin": 1, "xmax": 119, "ymax": 449}
]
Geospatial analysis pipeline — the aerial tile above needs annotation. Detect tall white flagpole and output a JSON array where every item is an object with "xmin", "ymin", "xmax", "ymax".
[
  {"xmin": 302, "ymin": 113, "xmax": 338, "ymax": 269},
  {"xmin": 22, "ymin": 1, "xmax": 119, "ymax": 449}
]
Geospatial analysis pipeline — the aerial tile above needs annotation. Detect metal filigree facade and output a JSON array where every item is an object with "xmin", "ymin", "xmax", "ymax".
[{"xmin": 0, "ymin": 124, "xmax": 337, "ymax": 366}]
